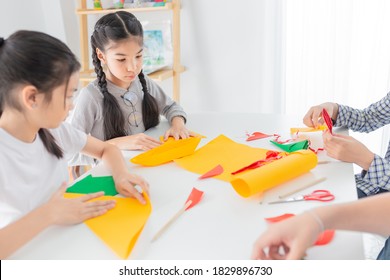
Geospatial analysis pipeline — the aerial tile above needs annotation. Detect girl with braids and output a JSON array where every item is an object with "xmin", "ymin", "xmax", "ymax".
[
  {"xmin": 68, "ymin": 11, "xmax": 192, "ymax": 166},
  {"xmin": 0, "ymin": 30, "xmax": 149, "ymax": 259}
]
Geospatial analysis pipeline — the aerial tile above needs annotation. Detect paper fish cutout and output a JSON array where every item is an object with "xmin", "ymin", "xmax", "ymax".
[
  {"xmin": 264, "ymin": 213, "xmax": 334, "ymax": 246},
  {"xmin": 175, "ymin": 135, "xmax": 318, "ymax": 198},
  {"xmin": 270, "ymin": 139, "xmax": 309, "ymax": 153},
  {"xmin": 66, "ymin": 175, "xmax": 118, "ymax": 196},
  {"xmin": 131, "ymin": 136, "xmax": 202, "ymax": 166},
  {"xmin": 199, "ymin": 164, "xmax": 224, "ymax": 179},
  {"xmin": 64, "ymin": 193, "xmax": 152, "ymax": 259},
  {"xmin": 322, "ymin": 108, "xmax": 333, "ymax": 134},
  {"xmin": 246, "ymin": 132, "xmax": 272, "ymax": 141},
  {"xmin": 290, "ymin": 125, "xmax": 327, "ymax": 134},
  {"xmin": 185, "ymin": 187, "xmax": 204, "ymax": 210}
]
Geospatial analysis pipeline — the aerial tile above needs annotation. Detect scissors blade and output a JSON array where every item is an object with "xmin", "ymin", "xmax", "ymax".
[{"xmin": 268, "ymin": 197, "xmax": 303, "ymax": 204}]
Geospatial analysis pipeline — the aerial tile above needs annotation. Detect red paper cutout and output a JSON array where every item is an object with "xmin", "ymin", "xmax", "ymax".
[
  {"xmin": 322, "ymin": 109, "xmax": 333, "ymax": 134},
  {"xmin": 264, "ymin": 213, "xmax": 335, "ymax": 246},
  {"xmin": 314, "ymin": 230, "xmax": 335, "ymax": 246},
  {"xmin": 185, "ymin": 187, "xmax": 204, "ymax": 210},
  {"xmin": 246, "ymin": 132, "xmax": 272, "ymax": 141},
  {"xmin": 199, "ymin": 164, "xmax": 224, "ymax": 179},
  {"xmin": 231, "ymin": 151, "xmax": 283, "ymax": 175}
]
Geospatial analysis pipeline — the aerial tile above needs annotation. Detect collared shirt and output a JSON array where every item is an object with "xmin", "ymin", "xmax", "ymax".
[{"xmin": 335, "ymin": 92, "xmax": 390, "ymax": 195}]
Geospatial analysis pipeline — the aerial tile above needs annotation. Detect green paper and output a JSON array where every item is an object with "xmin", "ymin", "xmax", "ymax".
[
  {"xmin": 66, "ymin": 175, "xmax": 118, "ymax": 196},
  {"xmin": 270, "ymin": 140, "xmax": 309, "ymax": 153}
]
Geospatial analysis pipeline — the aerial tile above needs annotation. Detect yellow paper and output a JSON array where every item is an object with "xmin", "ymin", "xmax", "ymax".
[
  {"xmin": 64, "ymin": 193, "xmax": 152, "ymax": 259},
  {"xmin": 175, "ymin": 135, "xmax": 317, "ymax": 198},
  {"xmin": 290, "ymin": 125, "xmax": 327, "ymax": 134},
  {"xmin": 131, "ymin": 136, "xmax": 202, "ymax": 166}
]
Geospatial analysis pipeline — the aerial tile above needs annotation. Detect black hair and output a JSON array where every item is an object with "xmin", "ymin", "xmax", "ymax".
[
  {"xmin": 91, "ymin": 11, "xmax": 159, "ymax": 141},
  {"xmin": 0, "ymin": 30, "xmax": 81, "ymax": 159}
]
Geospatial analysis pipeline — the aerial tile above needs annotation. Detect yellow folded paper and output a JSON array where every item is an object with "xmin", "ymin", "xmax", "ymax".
[
  {"xmin": 175, "ymin": 135, "xmax": 317, "ymax": 198},
  {"xmin": 64, "ymin": 193, "xmax": 152, "ymax": 259},
  {"xmin": 131, "ymin": 136, "xmax": 202, "ymax": 166},
  {"xmin": 290, "ymin": 125, "xmax": 327, "ymax": 134},
  {"xmin": 230, "ymin": 150, "xmax": 317, "ymax": 197}
]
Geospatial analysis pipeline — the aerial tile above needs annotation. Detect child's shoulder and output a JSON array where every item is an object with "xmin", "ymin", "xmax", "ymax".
[{"xmin": 78, "ymin": 80, "xmax": 104, "ymax": 101}]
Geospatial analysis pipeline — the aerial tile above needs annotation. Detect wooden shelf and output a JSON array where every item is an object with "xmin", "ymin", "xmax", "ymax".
[
  {"xmin": 80, "ymin": 66, "xmax": 185, "ymax": 83},
  {"xmin": 76, "ymin": 3, "xmax": 173, "ymax": 15}
]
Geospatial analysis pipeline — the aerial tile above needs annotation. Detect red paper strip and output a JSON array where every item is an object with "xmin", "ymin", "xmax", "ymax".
[
  {"xmin": 231, "ymin": 151, "xmax": 283, "ymax": 175},
  {"xmin": 264, "ymin": 213, "xmax": 295, "ymax": 223},
  {"xmin": 322, "ymin": 109, "xmax": 333, "ymax": 134},
  {"xmin": 199, "ymin": 164, "xmax": 224, "ymax": 179},
  {"xmin": 185, "ymin": 187, "xmax": 204, "ymax": 210}
]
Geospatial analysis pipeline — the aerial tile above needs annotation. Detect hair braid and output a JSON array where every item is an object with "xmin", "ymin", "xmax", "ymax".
[
  {"xmin": 91, "ymin": 50, "xmax": 126, "ymax": 140},
  {"xmin": 138, "ymin": 71, "xmax": 159, "ymax": 130}
]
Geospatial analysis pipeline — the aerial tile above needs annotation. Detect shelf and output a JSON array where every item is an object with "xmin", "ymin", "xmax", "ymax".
[
  {"xmin": 79, "ymin": 66, "xmax": 185, "ymax": 83},
  {"xmin": 76, "ymin": 3, "xmax": 173, "ymax": 15}
]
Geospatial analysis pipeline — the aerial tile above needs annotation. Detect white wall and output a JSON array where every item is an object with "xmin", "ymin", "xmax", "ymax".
[{"xmin": 0, "ymin": 0, "xmax": 282, "ymax": 115}]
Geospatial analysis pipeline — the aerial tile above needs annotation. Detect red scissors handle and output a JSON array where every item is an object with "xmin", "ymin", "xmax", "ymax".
[{"xmin": 304, "ymin": 190, "xmax": 335, "ymax": 202}]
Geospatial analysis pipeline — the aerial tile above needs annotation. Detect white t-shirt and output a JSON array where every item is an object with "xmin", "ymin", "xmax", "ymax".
[{"xmin": 0, "ymin": 123, "xmax": 87, "ymax": 228}]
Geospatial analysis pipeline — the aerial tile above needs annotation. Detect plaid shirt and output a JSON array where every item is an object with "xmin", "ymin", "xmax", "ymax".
[{"xmin": 335, "ymin": 92, "xmax": 390, "ymax": 195}]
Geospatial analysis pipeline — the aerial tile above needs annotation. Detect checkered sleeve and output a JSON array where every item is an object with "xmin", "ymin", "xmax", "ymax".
[
  {"xmin": 334, "ymin": 92, "xmax": 390, "ymax": 132},
  {"xmin": 356, "ymin": 154, "xmax": 390, "ymax": 195}
]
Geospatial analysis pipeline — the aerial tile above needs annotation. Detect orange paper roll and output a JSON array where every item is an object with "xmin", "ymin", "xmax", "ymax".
[
  {"xmin": 230, "ymin": 150, "xmax": 317, "ymax": 197},
  {"xmin": 131, "ymin": 136, "xmax": 202, "ymax": 166}
]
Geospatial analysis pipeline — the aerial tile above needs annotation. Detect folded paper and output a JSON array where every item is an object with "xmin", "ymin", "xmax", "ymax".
[
  {"xmin": 270, "ymin": 139, "xmax": 309, "ymax": 153},
  {"xmin": 290, "ymin": 125, "xmax": 327, "ymax": 134},
  {"xmin": 175, "ymin": 135, "xmax": 317, "ymax": 197},
  {"xmin": 64, "ymin": 193, "xmax": 152, "ymax": 259},
  {"xmin": 66, "ymin": 175, "xmax": 118, "ymax": 196},
  {"xmin": 131, "ymin": 136, "xmax": 202, "ymax": 166}
]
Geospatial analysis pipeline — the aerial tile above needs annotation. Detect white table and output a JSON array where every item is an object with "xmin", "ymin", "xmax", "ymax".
[{"xmin": 10, "ymin": 113, "xmax": 364, "ymax": 260}]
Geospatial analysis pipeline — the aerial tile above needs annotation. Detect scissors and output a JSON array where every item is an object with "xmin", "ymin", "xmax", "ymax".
[{"xmin": 268, "ymin": 190, "xmax": 335, "ymax": 204}]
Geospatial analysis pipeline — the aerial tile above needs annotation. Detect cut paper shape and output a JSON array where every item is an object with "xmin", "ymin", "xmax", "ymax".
[
  {"xmin": 131, "ymin": 136, "xmax": 202, "ymax": 166},
  {"xmin": 270, "ymin": 139, "xmax": 309, "ymax": 153},
  {"xmin": 184, "ymin": 187, "xmax": 204, "ymax": 210},
  {"xmin": 290, "ymin": 125, "xmax": 327, "ymax": 134},
  {"xmin": 264, "ymin": 213, "xmax": 334, "ymax": 246},
  {"xmin": 246, "ymin": 132, "xmax": 272, "ymax": 141},
  {"xmin": 322, "ymin": 108, "xmax": 333, "ymax": 134},
  {"xmin": 66, "ymin": 175, "xmax": 118, "ymax": 196},
  {"xmin": 151, "ymin": 187, "xmax": 204, "ymax": 241},
  {"xmin": 175, "ymin": 135, "xmax": 318, "ymax": 198},
  {"xmin": 231, "ymin": 151, "xmax": 284, "ymax": 175},
  {"xmin": 199, "ymin": 164, "xmax": 224, "ymax": 179},
  {"xmin": 64, "ymin": 193, "xmax": 152, "ymax": 259}
]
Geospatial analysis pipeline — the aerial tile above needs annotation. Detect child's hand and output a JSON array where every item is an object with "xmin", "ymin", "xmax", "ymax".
[
  {"xmin": 114, "ymin": 173, "xmax": 150, "ymax": 204},
  {"xmin": 322, "ymin": 131, "xmax": 375, "ymax": 169},
  {"xmin": 303, "ymin": 102, "xmax": 339, "ymax": 128},
  {"xmin": 164, "ymin": 116, "xmax": 195, "ymax": 140},
  {"xmin": 46, "ymin": 183, "xmax": 116, "ymax": 225},
  {"xmin": 108, "ymin": 133, "xmax": 161, "ymax": 150}
]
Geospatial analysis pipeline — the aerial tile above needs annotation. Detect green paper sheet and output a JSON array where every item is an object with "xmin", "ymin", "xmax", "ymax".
[
  {"xmin": 270, "ymin": 139, "xmax": 309, "ymax": 153},
  {"xmin": 66, "ymin": 175, "xmax": 118, "ymax": 196}
]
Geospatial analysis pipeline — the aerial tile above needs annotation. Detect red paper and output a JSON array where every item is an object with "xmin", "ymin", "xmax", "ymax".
[
  {"xmin": 199, "ymin": 164, "xmax": 224, "ymax": 179},
  {"xmin": 185, "ymin": 187, "xmax": 204, "ymax": 210},
  {"xmin": 264, "ymin": 213, "xmax": 335, "ymax": 246},
  {"xmin": 246, "ymin": 132, "xmax": 272, "ymax": 141},
  {"xmin": 322, "ymin": 109, "xmax": 333, "ymax": 134}
]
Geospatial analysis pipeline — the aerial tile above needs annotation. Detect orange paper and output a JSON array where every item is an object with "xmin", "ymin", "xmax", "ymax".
[
  {"xmin": 130, "ymin": 136, "xmax": 202, "ymax": 166},
  {"xmin": 199, "ymin": 164, "xmax": 224, "ymax": 179},
  {"xmin": 64, "ymin": 193, "xmax": 152, "ymax": 259},
  {"xmin": 175, "ymin": 135, "xmax": 317, "ymax": 198},
  {"xmin": 290, "ymin": 125, "xmax": 327, "ymax": 134}
]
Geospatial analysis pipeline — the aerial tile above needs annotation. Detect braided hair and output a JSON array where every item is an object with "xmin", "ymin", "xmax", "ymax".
[
  {"xmin": 0, "ymin": 31, "xmax": 80, "ymax": 158},
  {"xmin": 91, "ymin": 11, "xmax": 159, "ymax": 141}
]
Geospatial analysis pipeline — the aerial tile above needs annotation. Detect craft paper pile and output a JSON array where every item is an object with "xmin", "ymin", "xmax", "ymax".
[
  {"xmin": 175, "ymin": 135, "xmax": 317, "ymax": 197},
  {"xmin": 65, "ymin": 177, "xmax": 152, "ymax": 259},
  {"xmin": 131, "ymin": 136, "xmax": 202, "ymax": 166}
]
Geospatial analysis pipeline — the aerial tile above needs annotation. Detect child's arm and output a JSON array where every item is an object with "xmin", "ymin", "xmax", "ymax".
[
  {"xmin": 0, "ymin": 183, "xmax": 115, "ymax": 259},
  {"xmin": 81, "ymin": 136, "xmax": 149, "ymax": 204},
  {"xmin": 107, "ymin": 133, "xmax": 161, "ymax": 151}
]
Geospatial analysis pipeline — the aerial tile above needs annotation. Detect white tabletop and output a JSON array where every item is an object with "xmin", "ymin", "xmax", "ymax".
[{"xmin": 10, "ymin": 112, "xmax": 364, "ymax": 260}]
